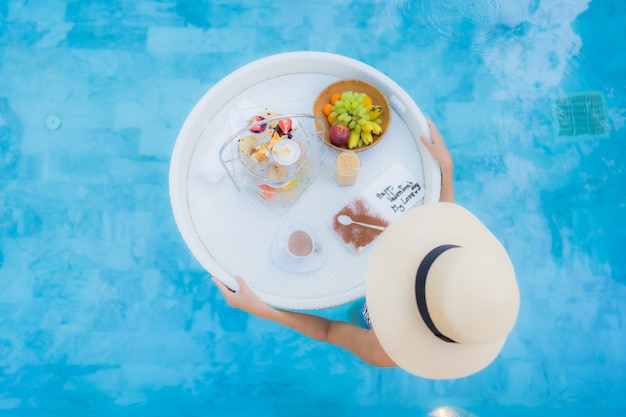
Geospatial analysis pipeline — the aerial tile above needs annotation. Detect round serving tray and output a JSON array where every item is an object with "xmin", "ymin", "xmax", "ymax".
[{"xmin": 169, "ymin": 51, "xmax": 440, "ymax": 310}]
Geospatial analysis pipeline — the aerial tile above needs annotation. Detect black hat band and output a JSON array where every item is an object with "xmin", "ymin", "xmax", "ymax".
[{"xmin": 414, "ymin": 244, "xmax": 460, "ymax": 343}]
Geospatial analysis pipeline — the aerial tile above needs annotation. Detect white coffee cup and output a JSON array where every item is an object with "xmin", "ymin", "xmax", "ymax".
[{"xmin": 286, "ymin": 229, "xmax": 320, "ymax": 258}]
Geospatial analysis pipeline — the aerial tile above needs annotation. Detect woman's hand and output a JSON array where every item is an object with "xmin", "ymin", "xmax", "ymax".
[
  {"xmin": 420, "ymin": 119, "xmax": 453, "ymax": 172},
  {"xmin": 212, "ymin": 276, "xmax": 273, "ymax": 318},
  {"xmin": 420, "ymin": 119, "xmax": 455, "ymax": 202}
]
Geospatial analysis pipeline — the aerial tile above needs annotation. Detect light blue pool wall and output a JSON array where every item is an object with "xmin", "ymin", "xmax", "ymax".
[{"xmin": 1, "ymin": 0, "xmax": 625, "ymax": 416}]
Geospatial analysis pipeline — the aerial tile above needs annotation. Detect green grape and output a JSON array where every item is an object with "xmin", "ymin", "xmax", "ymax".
[
  {"xmin": 333, "ymin": 90, "xmax": 382, "ymax": 145},
  {"xmin": 329, "ymin": 111, "xmax": 338, "ymax": 118}
]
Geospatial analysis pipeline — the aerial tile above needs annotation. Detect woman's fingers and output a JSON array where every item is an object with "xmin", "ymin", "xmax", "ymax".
[
  {"xmin": 212, "ymin": 277, "xmax": 229, "ymax": 295},
  {"xmin": 233, "ymin": 275, "xmax": 247, "ymax": 290}
]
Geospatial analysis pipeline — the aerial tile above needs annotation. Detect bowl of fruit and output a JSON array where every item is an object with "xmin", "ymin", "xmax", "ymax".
[{"xmin": 312, "ymin": 79, "xmax": 391, "ymax": 152}]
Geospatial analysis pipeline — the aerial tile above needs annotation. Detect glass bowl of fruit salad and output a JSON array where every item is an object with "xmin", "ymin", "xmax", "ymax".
[{"xmin": 312, "ymin": 79, "xmax": 391, "ymax": 152}]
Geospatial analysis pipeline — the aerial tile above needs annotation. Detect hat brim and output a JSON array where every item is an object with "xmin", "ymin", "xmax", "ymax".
[{"xmin": 366, "ymin": 202, "xmax": 514, "ymax": 379}]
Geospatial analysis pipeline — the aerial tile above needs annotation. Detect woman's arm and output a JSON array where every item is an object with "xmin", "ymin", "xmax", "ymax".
[
  {"xmin": 213, "ymin": 276, "xmax": 396, "ymax": 367},
  {"xmin": 420, "ymin": 119, "xmax": 455, "ymax": 203}
]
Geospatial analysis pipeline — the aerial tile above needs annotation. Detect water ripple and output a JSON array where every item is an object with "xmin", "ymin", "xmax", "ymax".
[{"xmin": 417, "ymin": 0, "xmax": 505, "ymax": 47}]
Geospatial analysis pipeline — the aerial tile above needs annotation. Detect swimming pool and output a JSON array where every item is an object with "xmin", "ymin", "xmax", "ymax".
[{"xmin": 1, "ymin": 0, "xmax": 625, "ymax": 416}]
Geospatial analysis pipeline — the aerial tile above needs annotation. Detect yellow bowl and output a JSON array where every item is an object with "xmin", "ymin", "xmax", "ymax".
[{"xmin": 312, "ymin": 79, "xmax": 391, "ymax": 152}]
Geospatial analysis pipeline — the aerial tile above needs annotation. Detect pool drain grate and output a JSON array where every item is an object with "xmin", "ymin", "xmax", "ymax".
[{"xmin": 554, "ymin": 93, "xmax": 608, "ymax": 139}]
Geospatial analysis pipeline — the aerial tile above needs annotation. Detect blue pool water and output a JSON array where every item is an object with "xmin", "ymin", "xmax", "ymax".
[{"xmin": 1, "ymin": 0, "xmax": 625, "ymax": 416}]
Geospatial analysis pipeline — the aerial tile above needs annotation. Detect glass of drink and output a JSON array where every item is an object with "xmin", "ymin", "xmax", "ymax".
[{"xmin": 335, "ymin": 151, "xmax": 360, "ymax": 186}]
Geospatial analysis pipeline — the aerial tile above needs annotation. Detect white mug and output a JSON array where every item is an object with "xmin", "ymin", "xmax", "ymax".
[{"xmin": 286, "ymin": 229, "xmax": 320, "ymax": 258}]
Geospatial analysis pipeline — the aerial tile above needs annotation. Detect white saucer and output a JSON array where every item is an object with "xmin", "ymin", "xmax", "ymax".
[{"xmin": 271, "ymin": 219, "xmax": 324, "ymax": 273}]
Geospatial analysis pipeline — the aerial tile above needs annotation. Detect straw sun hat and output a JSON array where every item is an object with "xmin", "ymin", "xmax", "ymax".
[{"xmin": 366, "ymin": 202, "xmax": 519, "ymax": 379}]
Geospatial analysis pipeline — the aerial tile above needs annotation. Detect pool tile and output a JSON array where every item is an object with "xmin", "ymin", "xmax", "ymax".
[{"xmin": 147, "ymin": 27, "xmax": 255, "ymax": 54}]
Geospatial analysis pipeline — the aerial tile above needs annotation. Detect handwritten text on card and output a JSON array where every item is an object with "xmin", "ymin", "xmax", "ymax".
[{"xmin": 376, "ymin": 181, "xmax": 422, "ymax": 213}]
